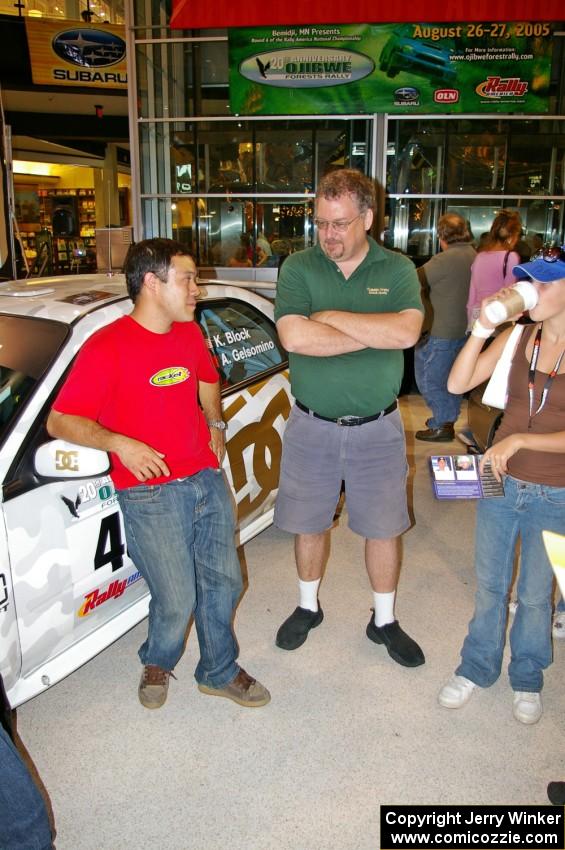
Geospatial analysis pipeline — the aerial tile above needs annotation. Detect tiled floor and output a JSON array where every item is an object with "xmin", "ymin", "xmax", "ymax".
[{"xmin": 16, "ymin": 396, "xmax": 565, "ymax": 850}]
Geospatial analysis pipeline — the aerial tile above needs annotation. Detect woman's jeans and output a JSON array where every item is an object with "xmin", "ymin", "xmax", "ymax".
[
  {"xmin": 414, "ymin": 334, "xmax": 466, "ymax": 427},
  {"xmin": 0, "ymin": 725, "xmax": 53, "ymax": 850},
  {"xmin": 457, "ymin": 475, "xmax": 565, "ymax": 692},
  {"xmin": 117, "ymin": 468, "xmax": 242, "ymax": 688}
]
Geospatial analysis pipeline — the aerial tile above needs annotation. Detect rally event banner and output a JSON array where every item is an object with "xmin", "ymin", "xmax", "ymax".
[{"xmin": 229, "ymin": 21, "xmax": 555, "ymax": 115}]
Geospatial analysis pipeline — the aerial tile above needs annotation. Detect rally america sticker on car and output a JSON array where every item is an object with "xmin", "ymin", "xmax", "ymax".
[
  {"xmin": 149, "ymin": 367, "xmax": 190, "ymax": 387},
  {"xmin": 78, "ymin": 571, "xmax": 143, "ymax": 618}
]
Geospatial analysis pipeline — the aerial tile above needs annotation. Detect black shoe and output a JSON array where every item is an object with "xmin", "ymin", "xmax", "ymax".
[
  {"xmin": 276, "ymin": 606, "xmax": 324, "ymax": 650},
  {"xmin": 547, "ymin": 782, "xmax": 565, "ymax": 806},
  {"xmin": 415, "ymin": 424, "xmax": 455, "ymax": 442},
  {"xmin": 366, "ymin": 613, "xmax": 425, "ymax": 667}
]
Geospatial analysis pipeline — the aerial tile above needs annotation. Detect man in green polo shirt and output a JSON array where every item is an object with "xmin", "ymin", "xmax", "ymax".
[{"xmin": 273, "ymin": 168, "xmax": 425, "ymax": 667}]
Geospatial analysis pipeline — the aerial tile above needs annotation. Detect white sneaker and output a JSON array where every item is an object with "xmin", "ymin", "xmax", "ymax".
[
  {"xmin": 438, "ymin": 675, "xmax": 477, "ymax": 709},
  {"xmin": 513, "ymin": 691, "xmax": 542, "ymax": 725},
  {"xmin": 553, "ymin": 611, "xmax": 565, "ymax": 639}
]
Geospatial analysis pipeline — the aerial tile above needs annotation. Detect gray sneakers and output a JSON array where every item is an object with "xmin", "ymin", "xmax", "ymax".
[
  {"xmin": 513, "ymin": 691, "xmax": 542, "ymax": 725},
  {"xmin": 138, "ymin": 664, "xmax": 175, "ymax": 709},
  {"xmin": 438, "ymin": 675, "xmax": 542, "ymax": 725},
  {"xmin": 438, "ymin": 675, "xmax": 477, "ymax": 708},
  {"xmin": 198, "ymin": 667, "xmax": 271, "ymax": 707}
]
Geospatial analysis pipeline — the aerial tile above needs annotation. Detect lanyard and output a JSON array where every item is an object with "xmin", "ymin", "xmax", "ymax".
[{"xmin": 528, "ymin": 323, "xmax": 565, "ymax": 427}]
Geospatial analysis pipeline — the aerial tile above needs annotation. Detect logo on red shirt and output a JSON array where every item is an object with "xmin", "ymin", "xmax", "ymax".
[{"xmin": 149, "ymin": 366, "xmax": 190, "ymax": 386}]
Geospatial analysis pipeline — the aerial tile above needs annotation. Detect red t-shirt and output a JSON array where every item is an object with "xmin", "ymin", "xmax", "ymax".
[{"xmin": 53, "ymin": 315, "xmax": 220, "ymax": 489}]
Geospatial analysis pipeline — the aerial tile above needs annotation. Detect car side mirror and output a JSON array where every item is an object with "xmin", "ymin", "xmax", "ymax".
[{"xmin": 34, "ymin": 440, "xmax": 110, "ymax": 479}]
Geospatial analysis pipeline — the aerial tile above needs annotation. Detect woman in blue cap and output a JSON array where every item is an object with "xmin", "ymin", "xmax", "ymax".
[{"xmin": 438, "ymin": 246, "xmax": 565, "ymax": 725}]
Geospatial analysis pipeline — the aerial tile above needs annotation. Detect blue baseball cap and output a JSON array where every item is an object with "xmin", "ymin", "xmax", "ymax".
[{"xmin": 513, "ymin": 257, "xmax": 565, "ymax": 283}]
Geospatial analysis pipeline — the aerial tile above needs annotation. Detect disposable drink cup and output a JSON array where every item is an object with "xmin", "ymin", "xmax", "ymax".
[{"xmin": 484, "ymin": 280, "xmax": 538, "ymax": 324}]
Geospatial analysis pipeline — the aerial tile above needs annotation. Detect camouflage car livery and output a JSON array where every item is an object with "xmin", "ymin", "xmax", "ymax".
[{"xmin": 0, "ymin": 275, "xmax": 291, "ymax": 707}]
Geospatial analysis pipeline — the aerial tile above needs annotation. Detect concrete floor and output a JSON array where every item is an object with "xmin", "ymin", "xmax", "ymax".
[{"xmin": 15, "ymin": 395, "xmax": 565, "ymax": 850}]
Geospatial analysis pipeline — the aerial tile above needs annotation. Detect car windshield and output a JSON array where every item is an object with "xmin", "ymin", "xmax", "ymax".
[{"xmin": 0, "ymin": 316, "xmax": 69, "ymax": 444}]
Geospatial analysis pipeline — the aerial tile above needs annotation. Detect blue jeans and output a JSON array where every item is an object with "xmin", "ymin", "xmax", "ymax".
[
  {"xmin": 0, "ymin": 725, "xmax": 53, "ymax": 850},
  {"xmin": 414, "ymin": 334, "xmax": 466, "ymax": 427},
  {"xmin": 117, "ymin": 468, "xmax": 243, "ymax": 688},
  {"xmin": 457, "ymin": 475, "xmax": 565, "ymax": 692}
]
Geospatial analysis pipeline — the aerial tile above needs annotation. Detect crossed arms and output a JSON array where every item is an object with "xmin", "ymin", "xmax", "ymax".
[{"xmin": 277, "ymin": 308, "xmax": 423, "ymax": 356}]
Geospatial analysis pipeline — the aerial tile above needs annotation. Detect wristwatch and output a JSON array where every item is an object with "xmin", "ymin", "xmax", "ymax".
[{"xmin": 207, "ymin": 420, "xmax": 227, "ymax": 431}]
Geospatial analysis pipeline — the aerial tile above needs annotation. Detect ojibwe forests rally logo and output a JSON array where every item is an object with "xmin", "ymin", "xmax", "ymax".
[
  {"xmin": 239, "ymin": 47, "xmax": 374, "ymax": 88},
  {"xmin": 475, "ymin": 76, "xmax": 528, "ymax": 99}
]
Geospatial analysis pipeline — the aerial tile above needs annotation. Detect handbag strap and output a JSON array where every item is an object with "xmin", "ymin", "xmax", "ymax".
[
  {"xmin": 503, "ymin": 250, "xmax": 510, "ymax": 277},
  {"xmin": 499, "ymin": 323, "xmax": 524, "ymax": 365},
  {"xmin": 481, "ymin": 324, "xmax": 524, "ymax": 410}
]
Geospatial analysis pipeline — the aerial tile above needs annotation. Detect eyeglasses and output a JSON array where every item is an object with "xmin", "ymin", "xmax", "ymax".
[
  {"xmin": 532, "ymin": 245, "xmax": 565, "ymax": 263},
  {"xmin": 313, "ymin": 213, "xmax": 364, "ymax": 233}
]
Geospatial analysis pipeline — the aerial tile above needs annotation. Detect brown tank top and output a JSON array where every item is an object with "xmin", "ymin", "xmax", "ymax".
[{"xmin": 494, "ymin": 323, "xmax": 565, "ymax": 486}]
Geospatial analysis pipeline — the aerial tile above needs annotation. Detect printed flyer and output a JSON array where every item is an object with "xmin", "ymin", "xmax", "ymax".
[
  {"xmin": 229, "ymin": 21, "xmax": 555, "ymax": 115},
  {"xmin": 429, "ymin": 455, "xmax": 505, "ymax": 500}
]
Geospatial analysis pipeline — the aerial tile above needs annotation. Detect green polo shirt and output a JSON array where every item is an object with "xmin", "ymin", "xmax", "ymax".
[{"xmin": 275, "ymin": 237, "xmax": 423, "ymax": 418}]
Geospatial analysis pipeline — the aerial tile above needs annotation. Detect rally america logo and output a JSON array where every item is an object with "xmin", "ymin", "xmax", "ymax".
[{"xmin": 475, "ymin": 76, "xmax": 528, "ymax": 98}]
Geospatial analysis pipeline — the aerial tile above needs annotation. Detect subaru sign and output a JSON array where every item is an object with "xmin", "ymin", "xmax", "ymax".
[{"xmin": 52, "ymin": 28, "xmax": 126, "ymax": 68}]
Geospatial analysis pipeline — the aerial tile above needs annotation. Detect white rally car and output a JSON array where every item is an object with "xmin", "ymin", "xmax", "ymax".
[{"xmin": 0, "ymin": 274, "xmax": 291, "ymax": 707}]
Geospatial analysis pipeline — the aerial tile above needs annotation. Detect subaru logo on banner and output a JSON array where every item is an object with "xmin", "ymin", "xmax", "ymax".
[{"xmin": 52, "ymin": 28, "xmax": 126, "ymax": 68}]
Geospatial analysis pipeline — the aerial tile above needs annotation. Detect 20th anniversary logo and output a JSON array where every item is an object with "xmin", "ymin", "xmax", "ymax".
[{"xmin": 239, "ymin": 47, "xmax": 375, "ymax": 88}]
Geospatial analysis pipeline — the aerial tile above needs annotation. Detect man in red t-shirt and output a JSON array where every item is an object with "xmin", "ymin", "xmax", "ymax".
[{"xmin": 47, "ymin": 238, "xmax": 270, "ymax": 710}]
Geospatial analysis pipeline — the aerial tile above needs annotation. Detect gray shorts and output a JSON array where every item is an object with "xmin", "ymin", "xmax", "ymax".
[{"xmin": 274, "ymin": 403, "xmax": 410, "ymax": 539}]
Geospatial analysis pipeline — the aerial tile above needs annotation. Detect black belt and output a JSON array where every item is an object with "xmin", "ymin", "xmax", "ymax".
[{"xmin": 295, "ymin": 399, "xmax": 397, "ymax": 426}]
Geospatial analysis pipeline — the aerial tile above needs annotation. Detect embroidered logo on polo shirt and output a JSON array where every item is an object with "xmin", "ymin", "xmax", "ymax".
[
  {"xmin": 366, "ymin": 287, "xmax": 390, "ymax": 295},
  {"xmin": 149, "ymin": 366, "xmax": 190, "ymax": 387}
]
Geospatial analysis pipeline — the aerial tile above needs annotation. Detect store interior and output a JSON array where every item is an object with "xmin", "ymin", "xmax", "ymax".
[{"xmin": 12, "ymin": 159, "xmax": 131, "ymax": 277}]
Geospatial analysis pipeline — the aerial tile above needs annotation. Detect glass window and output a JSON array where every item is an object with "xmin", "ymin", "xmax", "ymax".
[
  {"xmin": 445, "ymin": 128, "xmax": 507, "ymax": 195},
  {"xmin": 198, "ymin": 123, "xmax": 254, "ymax": 192},
  {"xmin": 139, "ymin": 116, "xmax": 368, "ymax": 265},
  {"xmin": 0, "ymin": 0, "xmax": 124, "ymax": 22},
  {"xmin": 136, "ymin": 40, "xmax": 229, "ymax": 120},
  {"xmin": 136, "ymin": 42, "xmax": 190, "ymax": 120},
  {"xmin": 202, "ymin": 197, "xmax": 314, "ymax": 267},
  {"xmin": 384, "ymin": 196, "xmax": 565, "ymax": 264},
  {"xmin": 506, "ymin": 123, "xmax": 565, "ymax": 195},
  {"xmin": 0, "ymin": 317, "xmax": 69, "ymax": 445},
  {"xmin": 147, "ymin": 119, "xmax": 370, "ymax": 196},
  {"xmin": 447, "ymin": 199, "xmax": 565, "ymax": 257},
  {"xmin": 197, "ymin": 300, "xmax": 286, "ymax": 390},
  {"xmin": 387, "ymin": 118, "xmax": 565, "ymax": 197},
  {"xmin": 255, "ymin": 126, "xmax": 313, "ymax": 192},
  {"xmin": 386, "ymin": 120, "xmax": 445, "ymax": 195},
  {"xmin": 143, "ymin": 196, "xmax": 314, "ymax": 268}
]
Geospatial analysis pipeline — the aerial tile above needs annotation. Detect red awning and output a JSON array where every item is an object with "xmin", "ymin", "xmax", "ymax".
[{"xmin": 170, "ymin": 0, "xmax": 565, "ymax": 29}]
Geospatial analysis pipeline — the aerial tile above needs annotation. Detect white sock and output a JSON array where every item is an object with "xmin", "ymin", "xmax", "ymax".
[
  {"xmin": 373, "ymin": 591, "xmax": 396, "ymax": 627},
  {"xmin": 299, "ymin": 579, "xmax": 320, "ymax": 612}
]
